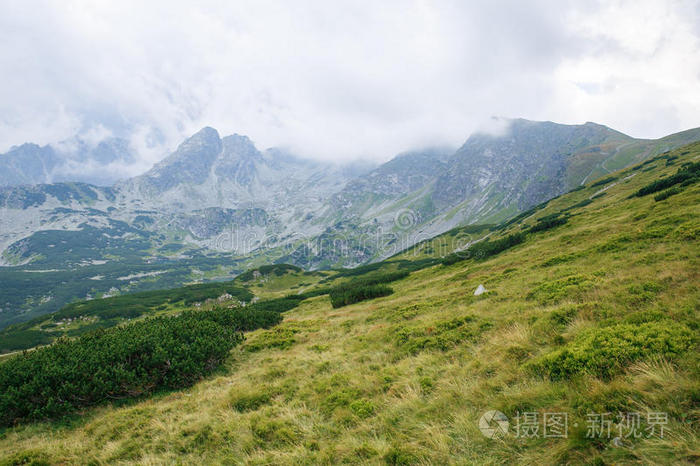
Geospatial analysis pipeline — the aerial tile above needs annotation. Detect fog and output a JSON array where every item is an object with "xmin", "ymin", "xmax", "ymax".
[{"xmin": 0, "ymin": 0, "xmax": 698, "ymax": 174}]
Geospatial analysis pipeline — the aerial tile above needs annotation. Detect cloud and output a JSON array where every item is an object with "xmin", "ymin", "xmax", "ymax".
[{"xmin": 0, "ymin": 0, "xmax": 698, "ymax": 169}]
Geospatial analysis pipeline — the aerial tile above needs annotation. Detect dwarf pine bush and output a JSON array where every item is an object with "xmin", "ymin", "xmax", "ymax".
[
  {"xmin": 327, "ymin": 270, "xmax": 408, "ymax": 308},
  {"xmin": 634, "ymin": 161, "xmax": 700, "ymax": 197},
  {"xmin": 329, "ymin": 284, "xmax": 393, "ymax": 308},
  {"xmin": 0, "ymin": 304, "xmax": 290, "ymax": 426},
  {"xmin": 442, "ymin": 232, "xmax": 526, "ymax": 265},
  {"xmin": 529, "ymin": 321, "xmax": 694, "ymax": 380},
  {"xmin": 590, "ymin": 176, "xmax": 618, "ymax": 187},
  {"xmin": 654, "ymin": 186, "xmax": 682, "ymax": 201},
  {"xmin": 528, "ymin": 214, "xmax": 568, "ymax": 233}
]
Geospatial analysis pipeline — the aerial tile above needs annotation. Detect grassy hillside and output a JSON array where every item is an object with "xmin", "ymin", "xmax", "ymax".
[
  {"xmin": 0, "ymin": 264, "xmax": 328, "ymax": 354},
  {"xmin": 571, "ymin": 127, "xmax": 700, "ymax": 186},
  {"xmin": 0, "ymin": 144, "xmax": 698, "ymax": 464}
]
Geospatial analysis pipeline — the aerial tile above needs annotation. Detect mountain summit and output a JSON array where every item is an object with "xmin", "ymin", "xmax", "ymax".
[{"xmin": 120, "ymin": 127, "xmax": 359, "ymax": 211}]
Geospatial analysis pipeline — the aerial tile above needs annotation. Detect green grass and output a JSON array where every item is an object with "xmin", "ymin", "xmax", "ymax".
[{"xmin": 0, "ymin": 142, "xmax": 698, "ymax": 464}]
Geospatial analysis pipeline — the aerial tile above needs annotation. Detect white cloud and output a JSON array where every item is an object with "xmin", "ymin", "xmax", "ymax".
[{"xmin": 0, "ymin": 0, "xmax": 698, "ymax": 168}]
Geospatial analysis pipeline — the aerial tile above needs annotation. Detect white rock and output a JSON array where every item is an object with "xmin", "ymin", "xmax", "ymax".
[{"xmin": 474, "ymin": 284, "xmax": 487, "ymax": 296}]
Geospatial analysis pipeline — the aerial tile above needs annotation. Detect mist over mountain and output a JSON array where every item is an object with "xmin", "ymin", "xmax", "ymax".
[
  {"xmin": 0, "ymin": 117, "xmax": 698, "ymax": 327},
  {"xmin": 0, "ymin": 137, "xmax": 137, "ymax": 187}
]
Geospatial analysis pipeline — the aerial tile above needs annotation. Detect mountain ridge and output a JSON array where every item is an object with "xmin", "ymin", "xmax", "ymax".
[{"xmin": 1, "ymin": 118, "xmax": 698, "ymax": 326}]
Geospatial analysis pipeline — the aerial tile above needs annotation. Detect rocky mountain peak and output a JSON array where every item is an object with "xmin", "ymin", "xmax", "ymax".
[
  {"xmin": 169, "ymin": 127, "xmax": 222, "ymax": 159},
  {"xmin": 221, "ymin": 134, "xmax": 262, "ymax": 161},
  {"xmin": 189, "ymin": 126, "xmax": 221, "ymax": 144},
  {"xmin": 9, "ymin": 142, "xmax": 43, "ymax": 154}
]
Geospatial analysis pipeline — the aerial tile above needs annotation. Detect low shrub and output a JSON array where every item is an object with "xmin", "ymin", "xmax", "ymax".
[
  {"xmin": 653, "ymin": 186, "xmax": 682, "ymax": 201},
  {"xmin": 383, "ymin": 446, "xmax": 419, "ymax": 465},
  {"xmin": 0, "ymin": 312, "xmax": 244, "ymax": 426},
  {"xmin": 206, "ymin": 306, "xmax": 282, "ymax": 331},
  {"xmin": 327, "ymin": 270, "xmax": 408, "ymax": 308},
  {"xmin": 625, "ymin": 281, "xmax": 664, "ymax": 306},
  {"xmin": 320, "ymin": 387, "xmax": 363, "ymax": 415},
  {"xmin": 529, "ymin": 322, "xmax": 694, "ymax": 380},
  {"xmin": 297, "ymin": 287, "xmax": 332, "ymax": 299},
  {"xmin": 349, "ymin": 399, "xmax": 375, "ymax": 418},
  {"xmin": 571, "ymin": 386, "xmax": 644, "ymax": 418},
  {"xmin": 547, "ymin": 305, "xmax": 579, "ymax": 326},
  {"xmin": 336, "ymin": 271, "xmax": 409, "ymax": 289},
  {"xmin": 0, "ymin": 330, "xmax": 53, "ymax": 353},
  {"xmin": 329, "ymin": 284, "xmax": 393, "ymax": 308},
  {"xmin": 440, "ymin": 253, "xmax": 464, "ymax": 266},
  {"xmin": 442, "ymin": 232, "xmax": 526, "ymax": 265},
  {"xmin": 675, "ymin": 222, "xmax": 699, "ymax": 241},
  {"xmin": 562, "ymin": 198, "xmax": 593, "ymax": 212},
  {"xmin": 246, "ymin": 295, "xmax": 307, "ymax": 314},
  {"xmin": 590, "ymin": 176, "xmax": 617, "ymax": 187},
  {"xmin": 0, "ymin": 303, "xmax": 290, "ymax": 426},
  {"xmin": 467, "ymin": 231, "xmax": 526, "ymax": 259},
  {"xmin": 0, "ymin": 449, "xmax": 50, "ymax": 466},
  {"xmin": 395, "ymin": 258, "xmax": 440, "ymax": 271},
  {"xmin": 53, "ymin": 282, "xmax": 253, "ymax": 320},
  {"xmin": 529, "ymin": 215, "xmax": 568, "ymax": 233},
  {"xmin": 329, "ymin": 262, "xmax": 384, "ymax": 278},
  {"xmin": 0, "ymin": 291, "xmax": 307, "ymax": 355},
  {"xmin": 602, "ymin": 310, "xmax": 667, "ymax": 326},
  {"xmin": 634, "ymin": 161, "xmax": 700, "ymax": 197},
  {"xmin": 594, "ymin": 233, "xmax": 634, "ymax": 253},
  {"xmin": 419, "ymin": 376, "xmax": 435, "ymax": 392}
]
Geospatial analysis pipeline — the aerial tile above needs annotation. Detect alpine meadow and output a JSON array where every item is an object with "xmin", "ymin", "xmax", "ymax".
[{"xmin": 0, "ymin": 1, "xmax": 699, "ymax": 465}]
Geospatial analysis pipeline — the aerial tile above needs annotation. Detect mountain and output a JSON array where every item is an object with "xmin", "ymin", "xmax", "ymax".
[
  {"xmin": 0, "ymin": 137, "xmax": 136, "ymax": 187},
  {"xmin": 1, "ymin": 141, "xmax": 698, "ymax": 464},
  {"xmin": 120, "ymin": 127, "xmax": 367, "ymax": 223},
  {"xmin": 432, "ymin": 120, "xmax": 628, "ymax": 210},
  {"xmin": 0, "ymin": 119, "xmax": 698, "ymax": 327},
  {"xmin": 291, "ymin": 119, "xmax": 698, "ymax": 268},
  {"xmin": 0, "ymin": 144, "xmax": 62, "ymax": 187}
]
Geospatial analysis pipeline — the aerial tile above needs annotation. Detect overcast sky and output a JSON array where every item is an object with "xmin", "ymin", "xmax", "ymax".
[{"xmin": 0, "ymin": 0, "xmax": 699, "ymax": 171}]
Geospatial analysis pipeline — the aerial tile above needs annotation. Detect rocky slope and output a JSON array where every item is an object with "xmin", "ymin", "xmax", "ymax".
[
  {"xmin": 297, "ymin": 119, "xmax": 699, "ymax": 267},
  {"xmin": 0, "ymin": 119, "xmax": 698, "ymax": 325}
]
